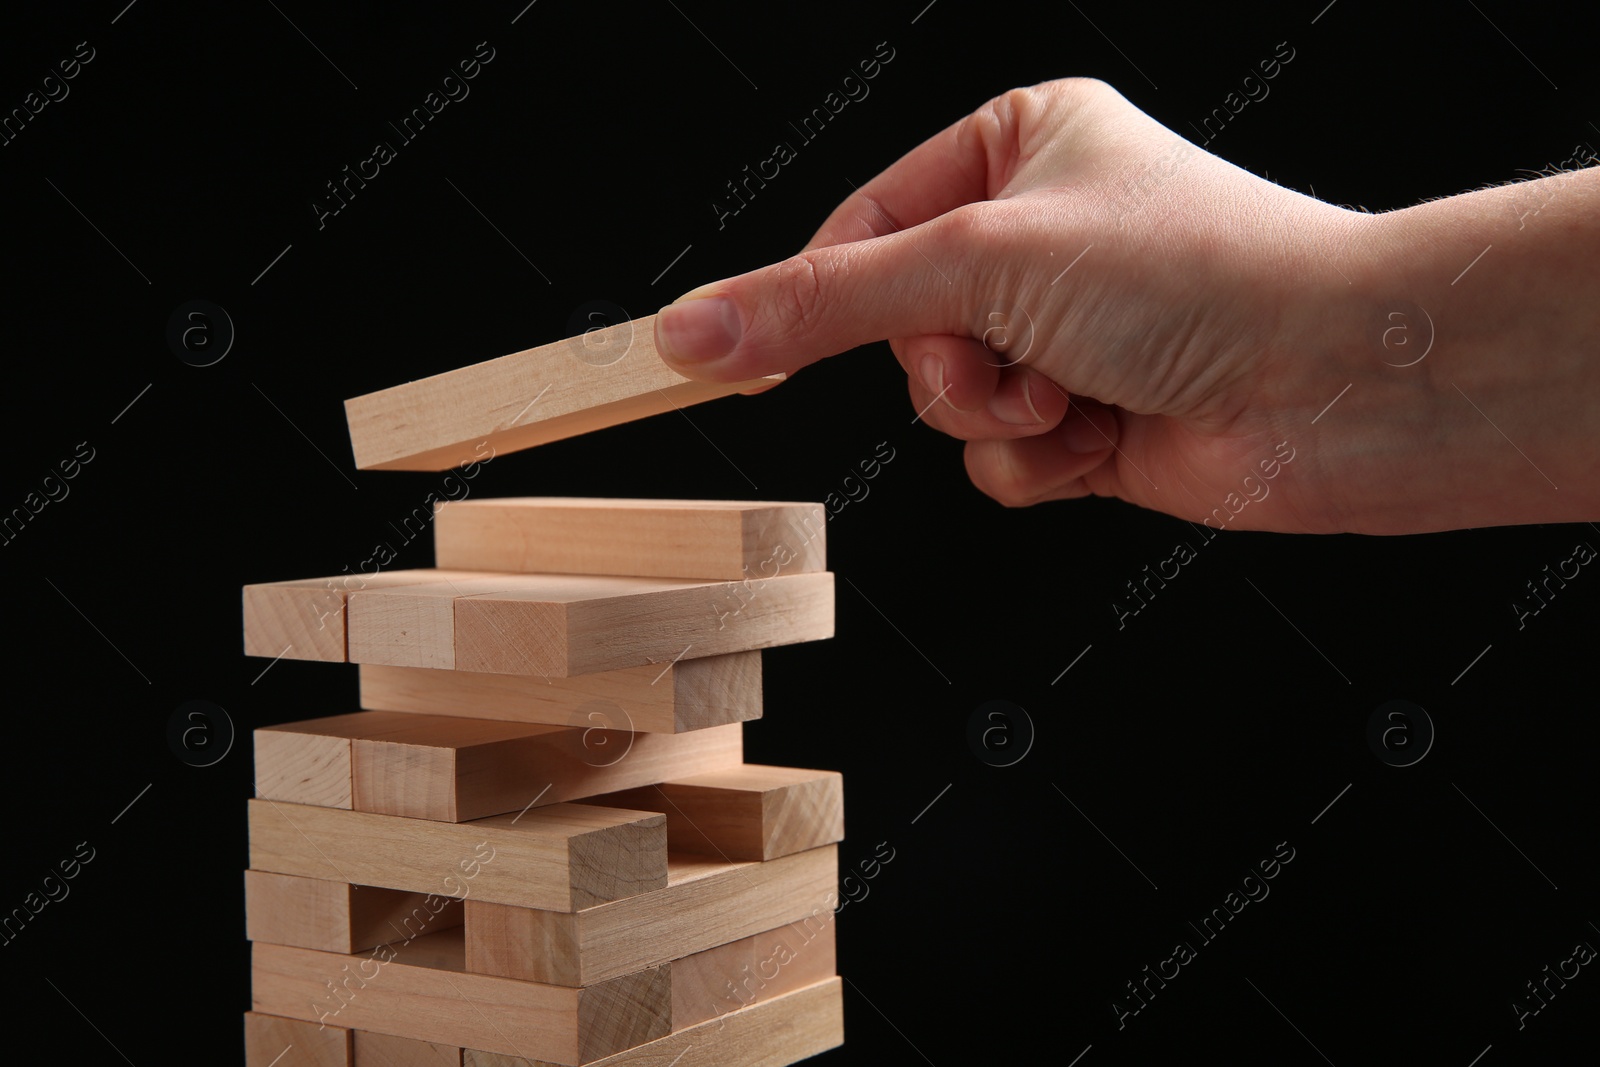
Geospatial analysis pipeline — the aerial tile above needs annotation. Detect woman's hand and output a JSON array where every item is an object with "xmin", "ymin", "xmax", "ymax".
[{"xmin": 654, "ymin": 78, "xmax": 1600, "ymax": 533}]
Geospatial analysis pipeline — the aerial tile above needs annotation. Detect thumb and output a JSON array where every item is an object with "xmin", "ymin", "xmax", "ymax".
[{"xmin": 654, "ymin": 219, "xmax": 979, "ymax": 381}]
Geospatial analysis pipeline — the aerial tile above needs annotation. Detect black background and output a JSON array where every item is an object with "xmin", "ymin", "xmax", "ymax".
[{"xmin": 3, "ymin": 1, "xmax": 1597, "ymax": 1063}]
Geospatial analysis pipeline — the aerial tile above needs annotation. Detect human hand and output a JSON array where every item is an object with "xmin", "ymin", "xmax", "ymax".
[{"xmin": 654, "ymin": 78, "xmax": 1600, "ymax": 533}]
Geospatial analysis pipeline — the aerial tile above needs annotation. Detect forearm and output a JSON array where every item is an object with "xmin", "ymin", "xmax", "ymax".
[{"xmin": 1332, "ymin": 167, "xmax": 1600, "ymax": 531}]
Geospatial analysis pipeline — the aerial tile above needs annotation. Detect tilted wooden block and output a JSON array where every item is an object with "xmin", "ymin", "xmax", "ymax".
[
  {"xmin": 460, "ymin": 977, "xmax": 844, "ymax": 1067},
  {"xmin": 246, "ymin": 1011, "xmax": 352, "ymax": 1067},
  {"xmin": 245, "ymin": 870, "xmax": 463, "ymax": 954},
  {"xmin": 464, "ymin": 844, "xmax": 837, "ymax": 986},
  {"xmin": 433, "ymin": 498, "xmax": 825, "ymax": 581},
  {"xmin": 354, "ymin": 1030, "xmax": 463, "ymax": 1067},
  {"xmin": 355, "ymin": 718, "xmax": 743, "ymax": 823},
  {"xmin": 357, "ymin": 651, "xmax": 762, "ymax": 734},
  {"xmin": 243, "ymin": 569, "xmax": 484, "ymax": 662},
  {"xmin": 254, "ymin": 711, "xmax": 742, "ymax": 822},
  {"xmin": 251, "ymin": 934, "xmax": 669, "ymax": 1065},
  {"xmin": 248, "ymin": 798, "xmax": 666, "ymax": 911},
  {"xmin": 582, "ymin": 765, "xmax": 844, "ymax": 862},
  {"xmin": 343, "ymin": 316, "xmax": 783, "ymax": 471},
  {"xmin": 341, "ymin": 571, "xmax": 832, "ymax": 676}
]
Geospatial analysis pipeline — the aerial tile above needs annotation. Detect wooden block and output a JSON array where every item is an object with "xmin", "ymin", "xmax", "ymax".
[
  {"xmin": 343, "ymin": 571, "xmax": 832, "ymax": 676},
  {"xmin": 582, "ymin": 765, "xmax": 843, "ymax": 862},
  {"xmin": 464, "ymin": 845, "xmax": 837, "ymax": 986},
  {"xmin": 354, "ymin": 1030, "xmax": 462, "ymax": 1067},
  {"xmin": 343, "ymin": 316, "xmax": 783, "ymax": 472},
  {"xmin": 452, "ymin": 572, "xmax": 834, "ymax": 677},
  {"xmin": 357, "ymin": 652, "xmax": 762, "ymax": 734},
  {"xmin": 255, "ymin": 710, "xmax": 743, "ymax": 821},
  {"xmin": 245, "ymin": 1011, "xmax": 352, "ymax": 1067},
  {"xmin": 248, "ymin": 798, "xmax": 666, "ymax": 911},
  {"xmin": 351, "ymin": 716, "xmax": 745, "ymax": 823},
  {"xmin": 433, "ymin": 498, "xmax": 825, "ymax": 582},
  {"xmin": 460, "ymin": 978, "xmax": 844, "ymax": 1067},
  {"xmin": 245, "ymin": 871, "xmax": 464, "ymax": 953},
  {"xmin": 670, "ymin": 921, "xmax": 837, "ymax": 1029},
  {"xmin": 244, "ymin": 570, "xmax": 485, "ymax": 663},
  {"xmin": 251, "ymin": 933, "xmax": 669, "ymax": 1065}
]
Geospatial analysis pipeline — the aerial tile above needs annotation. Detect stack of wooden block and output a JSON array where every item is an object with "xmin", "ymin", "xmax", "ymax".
[{"xmin": 240, "ymin": 498, "xmax": 844, "ymax": 1066}]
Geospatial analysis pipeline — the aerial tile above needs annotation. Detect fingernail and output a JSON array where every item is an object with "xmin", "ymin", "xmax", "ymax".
[
  {"xmin": 1064, "ymin": 408, "xmax": 1113, "ymax": 452},
  {"xmin": 993, "ymin": 374, "xmax": 1048, "ymax": 425},
  {"xmin": 656, "ymin": 296, "xmax": 741, "ymax": 365},
  {"xmin": 918, "ymin": 355, "xmax": 944, "ymax": 399}
]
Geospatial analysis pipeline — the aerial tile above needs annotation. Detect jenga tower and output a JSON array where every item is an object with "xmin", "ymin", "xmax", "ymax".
[{"xmin": 239, "ymin": 497, "xmax": 844, "ymax": 1065}]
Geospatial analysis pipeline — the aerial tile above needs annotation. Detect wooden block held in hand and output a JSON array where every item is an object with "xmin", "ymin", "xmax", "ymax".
[
  {"xmin": 583, "ymin": 765, "xmax": 843, "ymax": 862},
  {"xmin": 248, "ymin": 798, "xmax": 666, "ymax": 911},
  {"xmin": 434, "ymin": 498, "xmax": 826, "ymax": 581},
  {"xmin": 243, "ymin": 569, "xmax": 483, "ymax": 663},
  {"xmin": 245, "ymin": 1011, "xmax": 352, "ymax": 1066},
  {"xmin": 245, "ymin": 870, "xmax": 463, "ymax": 953},
  {"xmin": 464, "ymin": 845, "xmax": 837, "ymax": 985},
  {"xmin": 343, "ymin": 316, "xmax": 783, "ymax": 471},
  {"xmin": 460, "ymin": 978, "xmax": 844, "ymax": 1067},
  {"xmin": 354, "ymin": 1030, "xmax": 463, "ymax": 1067},
  {"xmin": 357, "ymin": 651, "xmax": 762, "ymax": 734}
]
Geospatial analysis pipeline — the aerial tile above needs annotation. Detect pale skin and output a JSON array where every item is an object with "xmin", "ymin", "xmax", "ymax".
[{"xmin": 653, "ymin": 78, "xmax": 1600, "ymax": 535}]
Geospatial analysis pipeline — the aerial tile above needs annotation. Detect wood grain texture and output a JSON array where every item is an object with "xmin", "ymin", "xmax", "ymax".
[
  {"xmin": 354, "ymin": 1030, "xmax": 463, "ymax": 1067},
  {"xmin": 256, "ymin": 713, "xmax": 367, "ymax": 809},
  {"xmin": 460, "ymin": 977, "xmax": 844, "ymax": 1067},
  {"xmin": 352, "ymin": 716, "xmax": 744, "ymax": 823},
  {"xmin": 245, "ymin": 1011, "xmax": 352, "ymax": 1066},
  {"xmin": 244, "ymin": 570, "xmax": 483, "ymax": 663},
  {"xmin": 582, "ymin": 765, "xmax": 843, "ymax": 862},
  {"xmin": 245, "ymin": 870, "xmax": 464, "ymax": 954},
  {"xmin": 670, "ymin": 921, "xmax": 836, "ymax": 1029},
  {"xmin": 343, "ymin": 316, "xmax": 783, "ymax": 471},
  {"xmin": 356, "ymin": 652, "xmax": 762, "ymax": 734},
  {"xmin": 255, "ymin": 710, "xmax": 744, "ymax": 821},
  {"xmin": 251, "ymin": 934, "xmax": 669, "ymax": 1065},
  {"xmin": 248, "ymin": 798, "xmax": 666, "ymax": 911},
  {"xmin": 452, "ymin": 572, "xmax": 834, "ymax": 677},
  {"xmin": 433, "ymin": 499, "xmax": 825, "ymax": 581},
  {"xmin": 344, "ymin": 576, "xmax": 526, "ymax": 670},
  {"xmin": 463, "ymin": 845, "xmax": 837, "ymax": 986}
]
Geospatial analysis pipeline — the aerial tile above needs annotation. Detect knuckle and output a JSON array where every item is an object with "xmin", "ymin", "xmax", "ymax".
[{"xmin": 766, "ymin": 251, "xmax": 830, "ymax": 336}]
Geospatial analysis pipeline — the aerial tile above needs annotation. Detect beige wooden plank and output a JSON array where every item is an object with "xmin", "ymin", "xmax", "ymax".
[
  {"xmin": 460, "ymin": 977, "xmax": 844, "ymax": 1067},
  {"xmin": 357, "ymin": 652, "xmax": 762, "ymax": 734},
  {"xmin": 670, "ymin": 921, "xmax": 837, "ymax": 1029},
  {"xmin": 255, "ymin": 713, "xmax": 367, "ymax": 809},
  {"xmin": 433, "ymin": 499, "xmax": 825, "ymax": 581},
  {"xmin": 341, "ymin": 571, "xmax": 832, "ymax": 676},
  {"xmin": 351, "ymin": 716, "xmax": 744, "ymax": 822},
  {"xmin": 245, "ymin": 1011, "xmax": 352, "ymax": 1066},
  {"xmin": 248, "ymin": 798, "xmax": 666, "ymax": 912},
  {"xmin": 244, "ymin": 570, "xmax": 485, "ymax": 663},
  {"xmin": 582, "ymin": 765, "xmax": 843, "ymax": 862},
  {"xmin": 354, "ymin": 1030, "xmax": 463, "ymax": 1067},
  {"xmin": 347, "ymin": 577, "xmax": 527, "ymax": 670},
  {"xmin": 464, "ymin": 845, "xmax": 836, "ymax": 986},
  {"xmin": 343, "ymin": 316, "xmax": 783, "ymax": 472},
  {"xmin": 453, "ymin": 572, "xmax": 834, "ymax": 677},
  {"xmin": 251, "ymin": 935, "xmax": 668, "ymax": 1065},
  {"xmin": 245, "ymin": 870, "xmax": 463, "ymax": 953}
]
